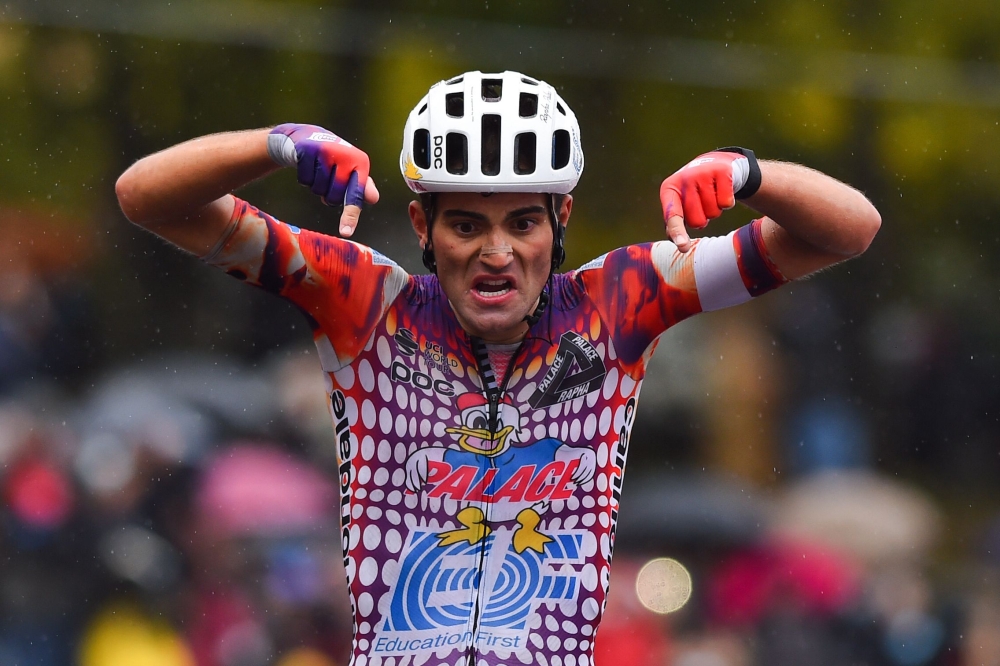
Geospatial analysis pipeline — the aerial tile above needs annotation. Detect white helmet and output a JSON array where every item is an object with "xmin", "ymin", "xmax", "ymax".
[{"xmin": 400, "ymin": 71, "xmax": 583, "ymax": 194}]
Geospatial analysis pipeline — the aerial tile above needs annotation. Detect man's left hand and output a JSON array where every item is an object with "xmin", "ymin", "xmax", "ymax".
[{"xmin": 659, "ymin": 150, "xmax": 753, "ymax": 252}]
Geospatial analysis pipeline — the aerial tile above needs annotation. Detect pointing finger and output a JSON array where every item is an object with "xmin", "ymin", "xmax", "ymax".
[
  {"xmin": 660, "ymin": 181, "xmax": 692, "ymax": 250},
  {"xmin": 665, "ymin": 214, "xmax": 692, "ymax": 252},
  {"xmin": 340, "ymin": 204, "xmax": 361, "ymax": 237}
]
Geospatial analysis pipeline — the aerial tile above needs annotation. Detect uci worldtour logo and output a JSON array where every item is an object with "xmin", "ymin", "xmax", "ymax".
[
  {"xmin": 372, "ymin": 527, "xmax": 585, "ymax": 657},
  {"xmin": 394, "ymin": 327, "xmax": 460, "ymax": 377}
]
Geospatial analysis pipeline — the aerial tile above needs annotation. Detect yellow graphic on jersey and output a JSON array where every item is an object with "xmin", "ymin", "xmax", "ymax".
[{"xmin": 403, "ymin": 154, "xmax": 422, "ymax": 180}]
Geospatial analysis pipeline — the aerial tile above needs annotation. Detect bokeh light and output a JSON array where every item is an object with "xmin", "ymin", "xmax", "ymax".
[{"xmin": 635, "ymin": 557, "xmax": 693, "ymax": 614}]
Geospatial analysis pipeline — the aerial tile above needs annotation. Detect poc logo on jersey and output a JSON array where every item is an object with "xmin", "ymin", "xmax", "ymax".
[
  {"xmin": 372, "ymin": 528, "xmax": 584, "ymax": 657},
  {"xmin": 391, "ymin": 361, "xmax": 455, "ymax": 396}
]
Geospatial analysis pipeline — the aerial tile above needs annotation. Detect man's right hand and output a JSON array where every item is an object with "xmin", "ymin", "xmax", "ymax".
[{"xmin": 268, "ymin": 124, "xmax": 380, "ymax": 237}]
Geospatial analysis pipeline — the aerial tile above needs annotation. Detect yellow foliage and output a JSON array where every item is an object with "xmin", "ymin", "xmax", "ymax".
[
  {"xmin": 775, "ymin": 88, "xmax": 847, "ymax": 149},
  {"xmin": 277, "ymin": 647, "xmax": 337, "ymax": 666},
  {"xmin": 363, "ymin": 46, "xmax": 455, "ymax": 196},
  {"xmin": 79, "ymin": 603, "xmax": 195, "ymax": 666},
  {"xmin": 878, "ymin": 109, "xmax": 941, "ymax": 180}
]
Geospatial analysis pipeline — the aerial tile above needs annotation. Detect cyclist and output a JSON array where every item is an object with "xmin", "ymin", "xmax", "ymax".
[{"xmin": 116, "ymin": 70, "xmax": 880, "ymax": 666}]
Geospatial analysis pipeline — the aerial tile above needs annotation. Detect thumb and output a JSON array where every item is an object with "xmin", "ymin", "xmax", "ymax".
[{"xmin": 365, "ymin": 177, "xmax": 380, "ymax": 205}]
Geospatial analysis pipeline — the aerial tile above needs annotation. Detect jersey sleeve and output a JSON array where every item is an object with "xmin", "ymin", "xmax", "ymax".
[
  {"xmin": 202, "ymin": 197, "xmax": 410, "ymax": 371},
  {"xmin": 574, "ymin": 218, "xmax": 787, "ymax": 373}
]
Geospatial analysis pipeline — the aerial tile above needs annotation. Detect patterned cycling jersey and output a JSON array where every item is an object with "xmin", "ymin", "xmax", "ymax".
[{"xmin": 205, "ymin": 198, "xmax": 786, "ymax": 666}]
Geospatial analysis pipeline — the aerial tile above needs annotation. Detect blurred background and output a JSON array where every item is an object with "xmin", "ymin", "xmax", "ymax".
[{"xmin": 1, "ymin": 0, "xmax": 999, "ymax": 664}]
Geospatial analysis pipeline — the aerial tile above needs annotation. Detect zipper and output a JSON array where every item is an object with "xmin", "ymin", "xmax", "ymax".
[{"xmin": 466, "ymin": 334, "xmax": 527, "ymax": 666}]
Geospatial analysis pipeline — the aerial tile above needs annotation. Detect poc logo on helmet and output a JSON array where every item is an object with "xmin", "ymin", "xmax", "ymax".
[{"xmin": 433, "ymin": 136, "xmax": 444, "ymax": 169}]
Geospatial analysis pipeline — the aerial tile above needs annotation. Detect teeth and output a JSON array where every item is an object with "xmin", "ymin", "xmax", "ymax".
[
  {"xmin": 475, "ymin": 278, "xmax": 512, "ymax": 298},
  {"xmin": 477, "ymin": 287, "xmax": 510, "ymax": 297}
]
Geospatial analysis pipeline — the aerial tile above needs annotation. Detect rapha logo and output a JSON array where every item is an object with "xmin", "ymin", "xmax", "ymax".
[{"xmin": 529, "ymin": 332, "xmax": 607, "ymax": 409}]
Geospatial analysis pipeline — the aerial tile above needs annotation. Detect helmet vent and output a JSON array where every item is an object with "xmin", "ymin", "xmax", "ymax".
[
  {"xmin": 482, "ymin": 79, "xmax": 503, "ymax": 102},
  {"xmin": 446, "ymin": 133, "xmax": 468, "ymax": 175},
  {"xmin": 445, "ymin": 92, "xmax": 464, "ymax": 118},
  {"xmin": 418, "ymin": 103, "xmax": 428, "ymax": 115},
  {"xmin": 519, "ymin": 93, "xmax": 538, "ymax": 118},
  {"xmin": 413, "ymin": 129, "xmax": 430, "ymax": 168},
  {"xmin": 521, "ymin": 76, "xmax": 539, "ymax": 86},
  {"xmin": 447, "ymin": 75, "xmax": 464, "ymax": 85},
  {"xmin": 514, "ymin": 132, "xmax": 536, "ymax": 175},
  {"xmin": 481, "ymin": 114, "xmax": 501, "ymax": 176},
  {"xmin": 556, "ymin": 102, "xmax": 566, "ymax": 116},
  {"xmin": 552, "ymin": 130, "xmax": 570, "ymax": 169}
]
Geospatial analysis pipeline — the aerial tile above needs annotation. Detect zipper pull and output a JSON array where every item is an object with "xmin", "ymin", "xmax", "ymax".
[{"xmin": 488, "ymin": 393, "xmax": 499, "ymax": 436}]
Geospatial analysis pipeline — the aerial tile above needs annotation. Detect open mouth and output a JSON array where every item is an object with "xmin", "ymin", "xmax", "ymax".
[{"xmin": 474, "ymin": 279, "xmax": 514, "ymax": 299}]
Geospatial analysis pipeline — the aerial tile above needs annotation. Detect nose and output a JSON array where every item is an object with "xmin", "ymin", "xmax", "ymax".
[{"xmin": 479, "ymin": 231, "xmax": 513, "ymax": 268}]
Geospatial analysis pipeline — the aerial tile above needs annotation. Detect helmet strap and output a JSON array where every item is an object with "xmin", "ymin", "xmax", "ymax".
[
  {"xmin": 523, "ymin": 285, "xmax": 549, "ymax": 326},
  {"xmin": 421, "ymin": 241, "xmax": 438, "ymax": 274},
  {"xmin": 550, "ymin": 194, "xmax": 566, "ymax": 273}
]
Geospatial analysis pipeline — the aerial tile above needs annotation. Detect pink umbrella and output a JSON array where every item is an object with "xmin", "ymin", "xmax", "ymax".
[
  {"xmin": 707, "ymin": 538, "xmax": 863, "ymax": 627},
  {"xmin": 196, "ymin": 444, "xmax": 336, "ymax": 537}
]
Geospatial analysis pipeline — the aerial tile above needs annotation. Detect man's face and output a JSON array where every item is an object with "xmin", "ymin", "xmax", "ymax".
[{"xmin": 409, "ymin": 192, "xmax": 571, "ymax": 344}]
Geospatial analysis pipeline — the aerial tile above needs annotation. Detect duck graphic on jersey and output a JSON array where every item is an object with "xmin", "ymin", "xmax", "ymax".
[{"xmin": 405, "ymin": 392, "xmax": 596, "ymax": 554}]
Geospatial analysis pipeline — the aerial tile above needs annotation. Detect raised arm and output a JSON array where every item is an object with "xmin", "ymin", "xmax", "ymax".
[
  {"xmin": 659, "ymin": 149, "xmax": 880, "ymax": 280},
  {"xmin": 116, "ymin": 129, "xmax": 274, "ymax": 255},
  {"xmin": 745, "ymin": 160, "xmax": 881, "ymax": 279},
  {"xmin": 115, "ymin": 125, "xmax": 379, "ymax": 256}
]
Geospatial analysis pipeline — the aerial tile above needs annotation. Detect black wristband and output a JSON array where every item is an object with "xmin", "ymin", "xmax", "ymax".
[{"xmin": 716, "ymin": 146, "xmax": 762, "ymax": 200}]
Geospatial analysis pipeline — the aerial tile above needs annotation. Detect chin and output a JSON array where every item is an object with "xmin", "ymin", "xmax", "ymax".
[{"xmin": 463, "ymin": 308, "xmax": 528, "ymax": 342}]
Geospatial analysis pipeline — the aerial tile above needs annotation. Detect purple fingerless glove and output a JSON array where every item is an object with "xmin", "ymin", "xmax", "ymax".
[{"xmin": 268, "ymin": 123, "xmax": 369, "ymax": 208}]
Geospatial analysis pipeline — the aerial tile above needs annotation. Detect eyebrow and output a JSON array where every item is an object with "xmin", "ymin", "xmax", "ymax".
[
  {"xmin": 441, "ymin": 209, "xmax": 490, "ymax": 222},
  {"xmin": 440, "ymin": 205, "xmax": 547, "ymax": 222},
  {"xmin": 504, "ymin": 206, "xmax": 547, "ymax": 220}
]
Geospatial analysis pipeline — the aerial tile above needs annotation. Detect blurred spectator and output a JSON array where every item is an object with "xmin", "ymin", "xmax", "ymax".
[
  {"xmin": 594, "ymin": 557, "xmax": 672, "ymax": 666},
  {"xmin": 78, "ymin": 602, "xmax": 195, "ymax": 666},
  {"xmin": 0, "ymin": 208, "xmax": 98, "ymax": 394}
]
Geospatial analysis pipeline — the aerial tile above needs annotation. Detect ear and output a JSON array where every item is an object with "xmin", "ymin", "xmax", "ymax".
[
  {"xmin": 408, "ymin": 200, "xmax": 430, "ymax": 248},
  {"xmin": 558, "ymin": 195, "xmax": 573, "ymax": 231}
]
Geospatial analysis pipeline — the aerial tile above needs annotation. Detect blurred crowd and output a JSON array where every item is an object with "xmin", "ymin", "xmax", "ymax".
[
  {"xmin": 2, "ymin": 274, "xmax": 1000, "ymax": 666},
  {"xmin": 0, "ymin": 348, "xmax": 355, "ymax": 666},
  {"xmin": 2, "ymin": 199, "xmax": 1000, "ymax": 666}
]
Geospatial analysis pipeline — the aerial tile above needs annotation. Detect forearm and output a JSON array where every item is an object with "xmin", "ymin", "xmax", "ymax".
[
  {"xmin": 116, "ymin": 128, "xmax": 276, "ymax": 227},
  {"xmin": 745, "ymin": 160, "xmax": 881, "ymax": 259}
]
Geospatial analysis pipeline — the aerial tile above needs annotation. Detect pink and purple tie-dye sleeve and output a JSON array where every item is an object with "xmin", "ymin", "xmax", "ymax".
[
  {"xmin": 203, "ymin": 197, "xmax": 408, "ymax": 369},
  {"xmin": 575, "ymin": 219, "xmax": 787, "ymax": 376},
  {"xmin": 574, "ymin": 243, "xmax": 701, "ymax": 376},
  {"xmin": 732, "ymin": 218, "xmax": 787, "ymax": 296}
]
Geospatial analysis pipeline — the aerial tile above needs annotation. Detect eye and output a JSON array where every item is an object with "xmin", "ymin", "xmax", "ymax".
[
  {"xmin": 464, "ymin": 409, "xmax": 489, "ymax": 430},
  {"xmin": 512, "ymin": 217, "xmax": 537, "ymax": 232},
  {"xmin": 454, "ymin": 221, "xmax": 476, "ymax": 234}
]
